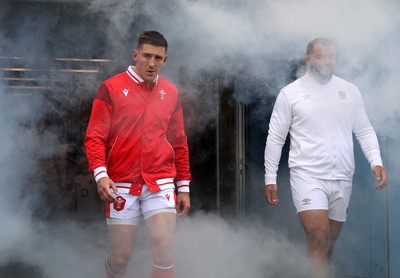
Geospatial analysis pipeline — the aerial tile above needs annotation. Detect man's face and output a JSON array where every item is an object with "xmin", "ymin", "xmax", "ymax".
[
  {"xmin": 132, "ymin": 43, "xmax": 168, "ymax": 86},
  {"xmin": 306, "ymin": 43, "xmax": 336, "ymax": 82}
]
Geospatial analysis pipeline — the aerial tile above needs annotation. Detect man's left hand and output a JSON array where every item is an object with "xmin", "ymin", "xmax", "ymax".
[
  {"xmin": 372, "ymin": 165, "xmax": 388, "ymax": 190},
  {"xmin": 176, "ymin": 192, "xmax": 191, "ymax": 216}
]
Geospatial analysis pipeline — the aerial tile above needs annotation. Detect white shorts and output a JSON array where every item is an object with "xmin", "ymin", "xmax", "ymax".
[
  {"xmin": 106, "ymin": 183, "xmax": 176, "ymax": 226},
  {"xmin": 290, "ymin": 170, "xmax": 352, "ymax": 222}
]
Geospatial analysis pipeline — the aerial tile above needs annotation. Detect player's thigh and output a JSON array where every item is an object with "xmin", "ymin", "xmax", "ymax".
[
  {"xmin": 146, "ymin": 212, "xmax": 176, "ymax": 242},
  {"xmin": 108, "ymin": 224, "xmax": 136, "ymax": 259},
  {"xmin": 141, "ymin": 186, "xmax": 177, "ymax": 250},
  {"xmin": 146, "ymin": 212, "xmax": 176, "ymax": 263},
  {"xmin": 299, "ymin": 209, "xmax": 331, "ymax": 237},
  {"xmin": 328, "ymin": 218, "xmax": 344, "ymax": 243}
]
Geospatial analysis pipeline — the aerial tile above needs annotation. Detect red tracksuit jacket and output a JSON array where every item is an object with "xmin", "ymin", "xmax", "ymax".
[{"xmin": 84, "ymin": 66, "xmax": 191, "ymax": 195}]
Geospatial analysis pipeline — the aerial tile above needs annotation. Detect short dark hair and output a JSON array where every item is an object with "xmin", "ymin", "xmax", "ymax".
[
  {"xmin": 306, "ymin": 38, "xmax": 335, "ymax": 55},
  {"xmin": 137, "ymin": 31, "xmax": 168, "ymax": 52}
]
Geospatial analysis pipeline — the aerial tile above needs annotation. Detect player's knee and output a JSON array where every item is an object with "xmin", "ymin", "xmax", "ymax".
[
  {"xmin": 307, "ymin": 228, "xmax": 330, "ymax": 251},
  {"xmin": 106, "ymin": 256, "xmax": 128, "ymax": 277},
  {"xmin": 110, "ymin": 254, "xmax": 131, "ymax": 271},
  {"xmin": 152, "ymin": 238, "xmax": 173, "ymax": 262}
]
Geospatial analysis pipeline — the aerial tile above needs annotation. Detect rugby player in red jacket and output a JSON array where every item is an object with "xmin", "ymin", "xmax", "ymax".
[{"xmin": 85, "ymin": 31, "xmax": 191, "ymax": 278}]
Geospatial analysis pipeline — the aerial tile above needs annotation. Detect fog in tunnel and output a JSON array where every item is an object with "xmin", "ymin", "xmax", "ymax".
[{"xmin": 0, "ymin": 0, "xmax": 399, "ymax": 277}]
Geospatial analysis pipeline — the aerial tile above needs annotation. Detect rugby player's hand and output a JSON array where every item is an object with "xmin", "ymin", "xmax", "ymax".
[
  {"xmin": 372, "ymin": 165, "xmax": 388, "ymax": 190},
  {"xmin": 265, "ymin": 184, "xmax": 279, "ymax": 205},
  {"xmin": 97, "ymin": 177, "xmax": 118, "ymax": 203},
  {"xmin": 176, "ymin": 192, "xmax": 191, "ymax": 216}
]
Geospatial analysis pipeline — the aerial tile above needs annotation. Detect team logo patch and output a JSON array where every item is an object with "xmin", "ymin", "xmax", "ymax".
[
  {"xmin": 122, "ymin": 88, "xmax": 129, "ymax": 96},
  {"xmin": 165, "ymin": 194, "xmax": 171, "ymax": 201},
  {"xmin": 302, "ymin": 198, "xmax": 311, "ymax": 205},
  {"xmin": 114, "ymin": 196, "xmax": 126, "ymax": 211},
  {"xmin": 338, "ymin": 90, "xmax": 346, "ymax": 100},
  {"xmin": 159, "ymin": 89, "xmax": 166, "ymax": 100}
]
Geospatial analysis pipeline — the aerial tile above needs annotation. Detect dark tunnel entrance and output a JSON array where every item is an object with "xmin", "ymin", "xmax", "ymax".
[{"xmin": 1, "ymin": 1, "xmax": 396, "ymax": 277}]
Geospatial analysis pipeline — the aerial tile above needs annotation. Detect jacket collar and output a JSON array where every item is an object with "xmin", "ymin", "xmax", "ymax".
[{"xmin": 126, "ymin": 66, "xmax": 159, "ymax": 85}]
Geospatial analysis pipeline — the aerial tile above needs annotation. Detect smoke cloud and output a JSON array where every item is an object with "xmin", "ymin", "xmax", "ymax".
[{"xmin": 1, "ymin": 0, "xmax": 399, "ymax": 277}]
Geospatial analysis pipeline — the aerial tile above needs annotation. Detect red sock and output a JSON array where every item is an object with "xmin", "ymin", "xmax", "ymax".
[
  {"xmin": 105, "ymin": 258, "xmax": 126, "ymax": 278},
  {"xmin": 151, "ymin": 264, "xmax": 174, "ymax": 278}
]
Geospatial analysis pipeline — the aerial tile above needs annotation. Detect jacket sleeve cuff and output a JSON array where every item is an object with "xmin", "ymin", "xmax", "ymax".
[
  {"xmin": 264, "ymin": 174, "xmax": 277, "ymax": 186},
  {"xmin": 371, "ymin": 160, "xmax": 383, "ymax": 169},
  {"xmin": 176, "ymin": 180, "xmax": 190, "ymax": 193},
  {"xmin": 93, "ymin": 166, "xmax": 109, "ymax": 183}
]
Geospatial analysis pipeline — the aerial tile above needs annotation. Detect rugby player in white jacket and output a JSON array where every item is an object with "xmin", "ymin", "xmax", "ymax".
[{"xmin": 264, "ymin": 38, "xmax": 388, "ymax": 278}]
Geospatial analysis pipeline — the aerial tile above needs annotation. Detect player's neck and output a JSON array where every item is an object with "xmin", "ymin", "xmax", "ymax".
[{"xmin": 307, "ymin": 70, "xmax": 332, "ymax": 85}]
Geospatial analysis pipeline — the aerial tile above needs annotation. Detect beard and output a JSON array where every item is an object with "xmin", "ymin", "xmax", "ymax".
[{"xmin": 308, "ymin": 65, "xmax": 334, "ymax": 84}]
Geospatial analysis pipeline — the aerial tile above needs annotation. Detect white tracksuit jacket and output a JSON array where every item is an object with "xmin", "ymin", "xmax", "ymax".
[{"xmin": 264, "ymin": 72, "xmax": 383, "ymax": 185}]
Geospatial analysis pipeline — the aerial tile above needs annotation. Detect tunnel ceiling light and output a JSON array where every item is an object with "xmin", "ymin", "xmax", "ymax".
[
  {"xmin": 54, "ymin": 57, "xmax": 112, "ymax": 63},
  {"xmin": 0, "ymin": 55, "xmax": 114, "ymax": 94},
  {"xmin": 0, "ymin": 77, "xmax": 61, "ymax": 81},
  {"xmin": 0, "ymin": 56, "xmax": 112, "ymax": 63},
  {"xmin": 0, "ymin": 67, "xmax": 99, "ymax": 73},
  {"xmin": 3, "ymin": 85, "xmax": 51, "ymax": 90}
]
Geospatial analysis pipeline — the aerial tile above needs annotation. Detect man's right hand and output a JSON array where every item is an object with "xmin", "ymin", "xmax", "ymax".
[
  {"xmin": 97, "ymin": 177, "xmax": 118, "ymax": 203},
  {"xmin": 264, "ymin": 184, "xmax": 279, "ymax": 205}
]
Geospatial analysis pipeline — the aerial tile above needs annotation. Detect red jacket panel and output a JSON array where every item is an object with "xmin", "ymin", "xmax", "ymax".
[{"xmin": 84, "ymin": 67, "xmax": 191, "ymax": 194}]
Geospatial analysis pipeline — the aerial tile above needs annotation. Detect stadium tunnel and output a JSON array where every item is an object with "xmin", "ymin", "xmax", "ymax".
[{"xmin": 1, "ymin": 1, "xmax": 399, "ymax": 277}]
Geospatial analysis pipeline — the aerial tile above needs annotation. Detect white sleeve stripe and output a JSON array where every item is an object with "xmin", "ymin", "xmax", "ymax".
[
  {"xmin": 176, "ymin": 180, "xmax": 190, "ymax": 186},
  {"xmin": 156, "ymin": 178, "xmax": 175, "ymax": 185},
  {"xmin": 94, "ymin": 170, "xmax": 106, "ymax": 178},
  {"xmin": 94, "ymin": 172, "xmax": 109, "ymax": 183},
  {"xmin": 177, "ymin": 187, "xmax": 190, "ymax": 193},
  {"xmin": 93, "ymin": 166, "xmax": 107, "ymax": 176}
]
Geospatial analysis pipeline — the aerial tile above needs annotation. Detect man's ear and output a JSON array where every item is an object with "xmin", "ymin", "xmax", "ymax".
[
  {"xmin": 132, "ymin": 49, "xmax": 138, "ymax": 62},
  {"xmin": 305, "ymin": 54, "xmax": 310, "ymax": 65},
  {"xmin": 163, "ymin": 55, "xmax": 168, "ymax": 64}
]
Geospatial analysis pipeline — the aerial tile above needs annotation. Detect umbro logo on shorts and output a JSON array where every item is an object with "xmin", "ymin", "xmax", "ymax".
[
  {"xmin": 302, "ymin": 198, "xmax": 311, "ymax": 205},
  {"xmin": 165, "ymin": 194, "xmax": 170, "ymax": 201}
]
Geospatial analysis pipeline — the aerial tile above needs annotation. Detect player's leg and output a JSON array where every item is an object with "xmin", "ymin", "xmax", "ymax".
[
  {"xmin": 147, "ymin": 212, "xmax": 176, "ymax": 278},
  {"xmin": 142, "ymin": 184, "xmax": 177, "ymax": 278},
  {"xmin": 290, "ymin": 170, "xmax": 332, "ymax": 278},
  {"xmin": 328, "ymin": 219, "xmax": 344, "ymax": 263},
  {"xmin": 299, "ymin": 209, "xmax": 331, "ymax": 278},
  {"xmin": 105, "ymin": 185, "xmax": 141, "ymax": 278},
  {"xmin": 326, "ymin": 179, "xmax": 351, "ymax": 263},
  {"xmin": 105, "ymin": 224, "xmax": 136, "ymax": 278}
]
